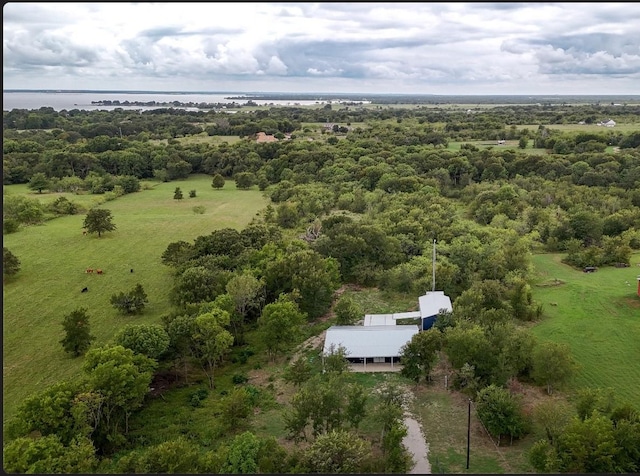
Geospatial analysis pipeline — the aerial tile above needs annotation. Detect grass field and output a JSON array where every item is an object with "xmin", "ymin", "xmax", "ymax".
[
  {"xmin": 517, "ymin": 123, "xmax": 640, "ymax": 132},
  {"xmin": 2, "ymin": 175, "xmax": 268, "ymax": 422},
  {"xmin": 530, "ymin": 253, "xmax": 640, "ymax": 408}
]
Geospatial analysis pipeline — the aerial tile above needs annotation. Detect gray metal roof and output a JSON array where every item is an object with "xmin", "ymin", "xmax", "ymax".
[{"xmin": 323, "ymin": 325, "xmax": 420, "ymax": 358}]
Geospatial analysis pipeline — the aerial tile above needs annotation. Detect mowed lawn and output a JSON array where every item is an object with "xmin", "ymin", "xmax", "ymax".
[
  {"xmin": 530, "ymin": 253, "xmax": 640, "ymax": 408},
  {"xmin": 2, "ymin": 175, "xmax": 268, "ymax": 421}
]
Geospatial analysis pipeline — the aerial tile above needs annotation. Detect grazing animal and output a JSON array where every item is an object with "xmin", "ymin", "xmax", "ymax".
[
  {"xmin": 130, "ymin": 268, "xmax": 134, "ymax": 273},
  {"xmin": 82, "ymin": 230, "xmax": 87, "ymax": 235},
  {"xmin": 81, "ymin": 287, "xmax": 88, "ymax": 293},
  {"xmin": 86, "ymin": 268, "xmax": 94, "ymax": 273},
  {"xmin": 96, "ymin": 269, "xmax": 103, "ymax": 275}
]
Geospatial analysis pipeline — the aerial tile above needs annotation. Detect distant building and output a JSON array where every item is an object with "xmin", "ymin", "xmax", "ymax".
[
  {"xmin": 256, "ymin": 131, "xmax": 277, "ymax": 143},
  {"xmin": 598, "ymin": 119, "xmax": 616, "ymax": 127}
]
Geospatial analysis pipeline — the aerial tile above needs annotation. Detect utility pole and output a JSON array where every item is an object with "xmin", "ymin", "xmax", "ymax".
[
  {"xmin": 466, "ymin": 398, "xmax": 471, "ymax": 470},
  {"xmin": 432, "ymin": 239, "xmax": 436, "ymax": 292}
]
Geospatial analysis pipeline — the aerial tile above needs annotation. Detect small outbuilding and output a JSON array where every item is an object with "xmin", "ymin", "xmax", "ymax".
[
  {"xmin": 418, "ymin": 291, "xmax": 453, "ymax": 330},
  {"xmin": 322, "ymin": 325, "xmax": 420, "ymax": 370}
]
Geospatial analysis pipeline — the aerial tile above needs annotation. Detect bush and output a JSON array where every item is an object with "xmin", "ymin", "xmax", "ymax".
[
  {"xmin": 192, "ymin": 206, "xmax": 206, "ymax": 214},
  {"xmin": 189, "ymin": 190, "xmax": 197, "ymax": 198}
]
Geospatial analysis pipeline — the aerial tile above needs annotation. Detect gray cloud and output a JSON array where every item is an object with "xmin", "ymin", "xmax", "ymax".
[{"xmin": 3, "ymin": 2, "xmax": 640, "ymax": 94}]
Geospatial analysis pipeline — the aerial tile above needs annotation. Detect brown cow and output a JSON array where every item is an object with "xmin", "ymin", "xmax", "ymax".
[
  {"xmin": 82, "ymin": 230, "xmax": 87, "ymax": 235},
  {"xmin": 86, "ymin": 268, "xmax": 94, "ymax": 273},
  {"xmin": 96, "ymin": 269, "xmax": 103, "ymax": 275}
]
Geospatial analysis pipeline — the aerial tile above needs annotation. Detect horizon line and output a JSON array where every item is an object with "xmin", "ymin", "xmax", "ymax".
[{"xmin": 4, "ymin": 89, "xmax": 639, "ymax": 97}]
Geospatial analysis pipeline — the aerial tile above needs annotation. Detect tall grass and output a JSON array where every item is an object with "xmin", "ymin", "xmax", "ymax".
[{"xmin": 2, "ymin": 175, "xmax": 268, "ymax": 421}]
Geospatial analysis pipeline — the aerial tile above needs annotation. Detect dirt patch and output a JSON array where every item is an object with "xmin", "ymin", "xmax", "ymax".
[{"xmin": 623, "ymin": 297, "xmax": 640, "ymax": 308}]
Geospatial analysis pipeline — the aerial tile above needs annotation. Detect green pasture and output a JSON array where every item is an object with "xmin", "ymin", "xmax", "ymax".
[
  {"xmin": 2, "ymin": 175, "xmax": 268, "ymax": 422},
  {"xmin": 530, "ymin": 253, "xmax": 640, "ymax": 408},
  {"xmin": 517, "ymin": 123, "xmax": 640, "ymax": 132}
]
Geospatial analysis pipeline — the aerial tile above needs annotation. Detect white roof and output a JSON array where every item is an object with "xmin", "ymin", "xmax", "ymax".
[
  {"xmin": 364, "ymin": 314, "xmax": 397, "ymax": 326},
  {"xmin": 323, "ymin": 325, "xmax": 420, "ymax": 358},
  {"xmin": 418, "ymin": 291, "xmax": 453, "ymax": 318}
]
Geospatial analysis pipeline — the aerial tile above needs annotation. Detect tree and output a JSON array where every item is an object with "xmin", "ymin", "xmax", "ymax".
[
  {"xmin": 334, "ymin": 295, "xmax": 363, "ymax": 325},
  {"xmin": 258, "ymin": 295, "xmax": 305, "ymax": 359},
  {"xmin": 225, "ymin": 272, "xmax": 265, "ymax": 343},
  {"xmin": 60, "ymin": 307, "xmax": 95, "ymax": 357},
  {"xmin": 400, "ymin": 328, "xmax": 443, "ymax": 384},
  {"xmin": 2, "ymin": 434, "xmax": 97, "ymax": 474},
  {"xmin": 83, "ymin": 208, "xmax": 116, "ymax": 237},
  {"xmin": 192, "ymin": 309, "xmax": 234, "ymax": 389},
  {"xmin": 115, "ymin": 436, "xmax": 203, "ymax": 474},
  {"xmin": 518, "ymin": 137, "xmax": 529, "ymax": 149},
  {"xmin": 235, "ymin": 171, "xmax": 256, "ymax": 189},
  {"xmin": 82, "ymin": 345, "xmax": 156, "ymax": 451},
  {"xmin": 28, "ymin": 172, "xmax": 50, "ymax": 193},
  {"xmin": 3, "ymin": 247, "xmax": 21, "ymax": 278},
  {"xmin": 475, "ymin": 384, "xmax": 530, "ymax": 445},
  {"xmin": 532, "ymin": 399, "xmax": 574, "ymax": 444},
  {"xmin": 283, "ymin": 356, "xmax": 313, "ymax": 387},
  {"xmin": 302, "ymin": 429, "xmax": 370, "ymax": 473},
  {"xmin": 323, "ymin": 343, "xmax": 351, "ymax": 374},
  {"xmin": 211, "ymin": 173, "xmax": 225, "ymax": 189},
  {"xmin": 110, "ymin": 283, "xmax": 149, "ymax": 315},
  {"xmin": 531, "ymin": 341, "xmax": 578, "ymax": 394},
  {"xmin": 189, "ymin": 189, "xmax": 197, "ymax": 198},
  {"xmin": 173, "ymin": 187, "xmax": 183, "ymax": 199},
  {"xmin": 113, "ymin": 324, "xmax": 170, "ymax": 359}
]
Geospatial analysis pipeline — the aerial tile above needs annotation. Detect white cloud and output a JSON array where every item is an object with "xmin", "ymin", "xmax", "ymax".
[{"xmin": 3, "ymin": 2, "xmax": 640, "ymax": 94}]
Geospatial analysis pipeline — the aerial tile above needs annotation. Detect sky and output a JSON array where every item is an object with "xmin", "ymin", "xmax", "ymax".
[{"xmin": 3, "ymin": 2, "xmax": 640, "ymax": 95}]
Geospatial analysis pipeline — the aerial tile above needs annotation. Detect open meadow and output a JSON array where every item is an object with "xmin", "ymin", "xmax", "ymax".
[
  {"xmin": 2, "ymin": 175, "xmax": 268, "ymax": 421},
  {"xmin": 530, "ymin": 253, "xmax": 640, "ymax": 408}
]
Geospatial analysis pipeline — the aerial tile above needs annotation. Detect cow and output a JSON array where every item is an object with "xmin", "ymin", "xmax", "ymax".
[
  {"xmin": 130, "ymin": 268, "xmax": 134, "ymax": 273},
  {"xmin": 86, "ymin": 268, "xmax": 94, "ymax": 273},
  {"xmin": 82, "ymin": 230, "xmax": 87, "ymax": 235},
  {"xmin": 81, "ymin": 287, "xmax": 88, "ymax": 293},
  {"xmin": 96, "ymin": 269, "xmax": 103, "ymax": 275}
]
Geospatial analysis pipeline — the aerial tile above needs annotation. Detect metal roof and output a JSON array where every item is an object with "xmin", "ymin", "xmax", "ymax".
[
  {"xmin": 418, "ymin": 291, "xmax": 453, "ymax": 318},
  {"xmin": 364, "ymin": 314, "xmax": 397, "ymax": 326},
  {"xmin": 323, "ymin": 325, "xmax": 420, "ymax": 358}
]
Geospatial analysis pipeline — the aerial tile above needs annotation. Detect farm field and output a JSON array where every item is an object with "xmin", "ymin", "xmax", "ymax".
[
  {"xmin": 530, "ymin": 253, "xmax": 640, "ymax": 408},
  {"xmin": 2, "ymin": 175, "xmax": 268, "ymax": 421},
  {"xmin": 517, "ymin": 123, "xmax": 640, "ymax": 132}
]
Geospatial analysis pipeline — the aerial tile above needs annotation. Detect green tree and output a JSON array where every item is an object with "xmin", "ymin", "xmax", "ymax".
[
  {"xmin": 173, "ymin": 186, "xmax": 183, "ymax": 199},
  {"xmin": 189, "ymin": 189, "xmax": 197, "ymax": 198},
  {"xmin": 114, "ymin": 324, "xmax": 170, "ymax": 359},
  {"xmin": 60, "ymin": 307, "xmax": 95, "ymax": 357},
  {"xmin": 28, "ymin": 172, "xmax": 50, "ymax": 193},
  {"xmin": 211, "ymin": 173, "xmax": 226, "ymax": 189},
  {"xmin": 532, "ymin": 399, "xmax": 574, "ymax": 444},
  {"xmin": 235, "ymin": 171, "xmax": 256, "ymax": 189},
  {"xmin": 2, "ymin": 434, "xmax": 97, "ymax": 474},
  {"xmin": 283, "ymin": 356, "xmax": 313, "ymax": 387},
  {"xmin": 302, "ymin": 429, "xmax": 370, "ymax": 473},
  {"xmin": 475, "ymin": 384, "xmax": 530, "ymax": 445},
  {"xmin": 82, "ymin": 345, "xmax": 156, "ymax": 451},
  {"xmin": 110, "ymin": 283, "xmax": 149, "ymax": 315},
  {"xmin": 116, "ymin": 436, "xmax": 203, "ymax": 473},
  {"xmin": 3, "ymin": 247, "xmax": 21, "ymax": 278},
  {"xmin": 323, "ymin": 343, "xmax": 351, "ymax": 374},
  {"xmin": 400, "ymin": 328, "xmax": 443, "ymax": 384},
  {"xmin": 258, "ymin": 295, "xmax": 305, "ymax": 360},
  {"xmin": 219, "ymin": 387, "xmax": 253, "ymax": 431},
  {"xmin": 225, "ymin": 272, "xmax": 264, "ymax": 343},
  {"xmin": 192, "ymin": 309, "xmax": 234, "ymax": 389},
  {"xmin": 7, "ymin": 380, "xmax": 82, "ymax": 445},
  {"xmin": 83, "ymin": 208, "xmax": 116, "ymax": 237},
  {"xmin": 531, "ymin": 341, "xmax": 578, "ymax": 394},
  {"xmin": 333, "ymin": 295, "xmax": 363, "ymax": 325},
  {"xmin": 221, "ymin": 431, "xmax": 262, "ymax": 473},
  {"xmin": 518, "ymin": 137, "xmax": 528, "ymax": 149}
]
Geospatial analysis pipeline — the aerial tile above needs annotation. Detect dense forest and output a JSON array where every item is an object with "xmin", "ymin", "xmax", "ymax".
[{"xmin": 3, "ymin": 102, "xmax": 640, "ymax": 473}]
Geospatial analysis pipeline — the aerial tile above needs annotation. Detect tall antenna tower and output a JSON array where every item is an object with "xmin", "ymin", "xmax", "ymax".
[{"xmin": 432, "ymin": 239, "xmax": 436, "ymax": 292}]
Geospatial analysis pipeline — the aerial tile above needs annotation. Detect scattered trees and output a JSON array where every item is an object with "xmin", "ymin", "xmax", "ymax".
[
  {"xmin": 173, "ymin": 187, "xmax": 183, "ymax": 199},
  {"xmin": 27, "ymin": 172, "xmax": 50, "ymax": 193},
  {"xmin": 531, "ymin": 341, "xmax": 578, "ymax": 395},
  {"xmin": 113, "ymin": 324, "xmax": 170, "ymax": 359},
  {"xmin": 258, "ymin": 295, "xmax": 305, "ymax": 360}
]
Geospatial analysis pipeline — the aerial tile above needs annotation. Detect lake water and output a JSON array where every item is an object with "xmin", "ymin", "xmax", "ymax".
[{"xmin": 2, "ymin": 91, "xmax": 327, "ymax": 111}]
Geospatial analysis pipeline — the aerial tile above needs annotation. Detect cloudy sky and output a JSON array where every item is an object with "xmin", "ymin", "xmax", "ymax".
[{"xmin": 3, "ymin": 2, "xmax": 640, "ymax": 94}]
